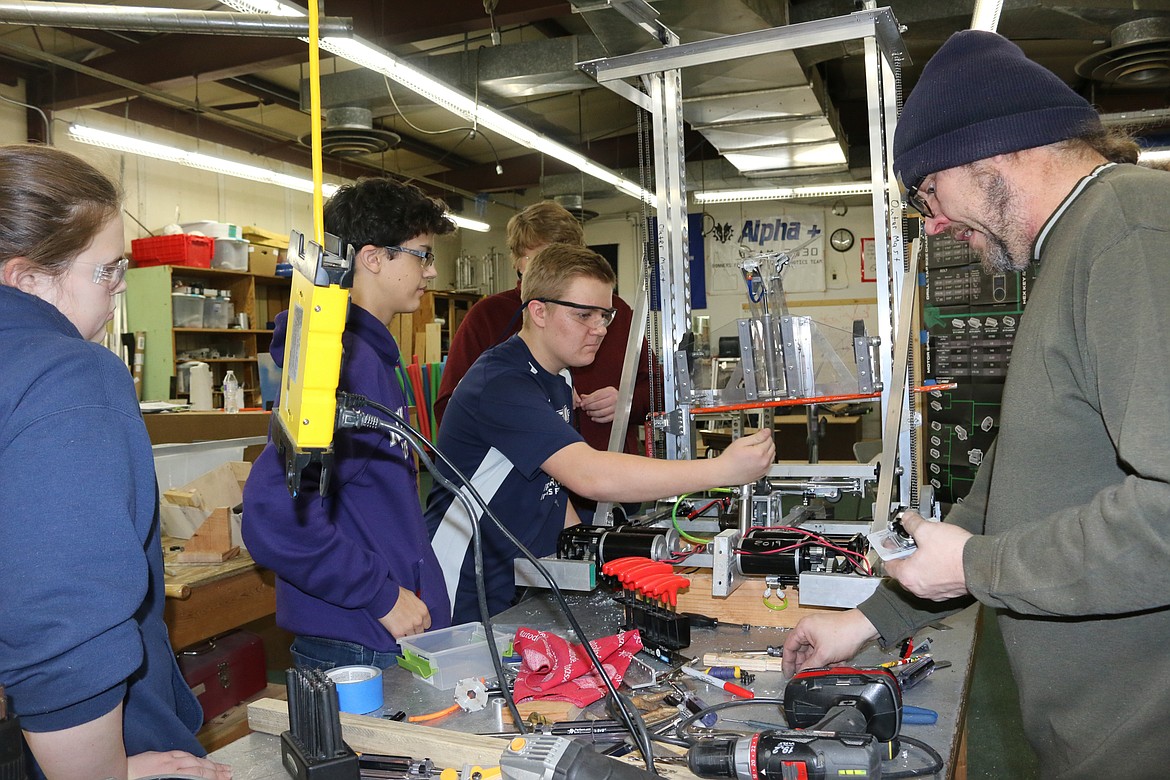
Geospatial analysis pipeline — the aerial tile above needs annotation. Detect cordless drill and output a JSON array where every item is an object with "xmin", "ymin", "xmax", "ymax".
[
  {"xmin": 687, "ymin": 667, "xmax": 902, "ymax": 780},
  {"xmin": 497, "ymin": 734, "xmax": 660, "ymax": 780}
]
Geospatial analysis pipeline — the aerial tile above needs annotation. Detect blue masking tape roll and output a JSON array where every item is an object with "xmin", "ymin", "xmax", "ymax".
[{"xmin": 325, "ymin": 665, "xmax": 384, "ymax": 714}]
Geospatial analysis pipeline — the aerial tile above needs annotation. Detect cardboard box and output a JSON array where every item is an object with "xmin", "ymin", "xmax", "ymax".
[
  {"xmin": 242, "ymin": 225, "xmax": 290, "ymax": 249},
  {"xmin": 249, "ymin": 244, "xmax": 284, "ymax": 277}
]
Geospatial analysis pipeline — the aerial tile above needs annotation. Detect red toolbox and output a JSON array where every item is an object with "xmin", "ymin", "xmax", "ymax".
[
  {"xmin": 176, "ymin": 630, "xmax": 267, "ymax": 724},
  {"xmin": 131, "ymin": 234, "xmax": 214, "ymax": 268}
]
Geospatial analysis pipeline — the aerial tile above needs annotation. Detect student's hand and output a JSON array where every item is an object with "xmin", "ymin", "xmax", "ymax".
[
  {"xmin": 379, "ymin": 587, "xmax": 432, "ymax": 639},
  {"xmin": 714, "ymin": 428, "xmax": 774, "ymax": 484},
  {"xmin": 782, "ymin": 609, "xmax": 878, "ymax": 677},
  {"xmin": 128, "ymin": 751, "xmax": 232, "ymax": 779},
  {"xmin": 884, "ymin": 511, "xmax": 972, "ymax": 600},
  {"xmin": 577, "ymin": 386, "xmax": 619, "ymax": 424}
]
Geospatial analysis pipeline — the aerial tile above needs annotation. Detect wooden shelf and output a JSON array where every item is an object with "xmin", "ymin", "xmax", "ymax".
[
  {"xmin": 126, "ymin": 264, "xmax": 290, "ymax": 406},
  {"xmin": 174, "ymin": 357, "xmax": 258, "ymax": 364},
  {"xmin": 175, "ymin": 328, "xmax": 273, "ymax": 335},
  {"xmin": 415, "ymin": 290, "xmax": 482, "ymax": 360}
]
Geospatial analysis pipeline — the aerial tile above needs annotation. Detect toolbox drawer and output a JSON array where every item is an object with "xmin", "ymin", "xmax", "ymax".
[{"xmin": 177, "ymin": 630, "xmax": 267, "ymax": 725}]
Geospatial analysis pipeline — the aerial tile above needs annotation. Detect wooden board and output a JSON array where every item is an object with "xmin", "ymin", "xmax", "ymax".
[
  {"xmin": 676, "ymin": 570, "xmax": 839, "ymax": 628},
  {"xmin": 701, "ymin": 652, "xmax": 784, "ymax": 673},
  {"xmin": 249, "ymin": 697, "xmax": 511, "ymax": 766},
  {"xmin": 247, "ymin": 698, "xmax": 701, "ymax": 778}
]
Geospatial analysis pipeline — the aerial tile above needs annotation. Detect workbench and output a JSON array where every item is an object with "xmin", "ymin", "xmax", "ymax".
[
  {"xmin": 163, "ymin": 538, "xmax": 276, "ymax": 651},
  {"xmin": 209, "ymin": 590, "xmax": 978, "ymax": 779}
]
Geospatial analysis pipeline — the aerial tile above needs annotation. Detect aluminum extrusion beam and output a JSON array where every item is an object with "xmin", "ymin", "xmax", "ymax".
[
  {"xmin": 580, "ymin": 9, "xmax": 908, "ymax": 83},
  {"xmin": 0, "ymin": 2, "xmax": 352, "ymax": 37}
]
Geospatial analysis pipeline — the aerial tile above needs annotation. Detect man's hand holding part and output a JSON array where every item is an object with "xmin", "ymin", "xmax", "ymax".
[
  {"xmin": 380, "ymin": 587, "xmax": 432, "ymax": 640},
  {"xmin": 884, "ymin": 511, "xmax": 972, "ymax": 601},
  {"xmin": 782, "ymin": 609, "xmax": 879, "ymax": 676}
]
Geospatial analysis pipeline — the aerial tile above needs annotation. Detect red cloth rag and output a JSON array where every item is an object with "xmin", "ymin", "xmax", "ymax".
[{"xmin": 511, "ymin": 627, "xmax": 643, "ymax": 708}]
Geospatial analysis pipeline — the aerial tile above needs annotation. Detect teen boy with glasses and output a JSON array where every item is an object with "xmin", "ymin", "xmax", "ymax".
[
  {"xmin": 244, "ymin": 177, "xmax": 456, "ymax": 670},
  {"xmin": 426, "ymin": 243, "xmax": 776, "ymax": 623}
]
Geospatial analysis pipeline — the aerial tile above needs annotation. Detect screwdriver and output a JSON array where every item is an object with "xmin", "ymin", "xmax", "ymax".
[{"xmin": 679, "ymin": 664, "xmax": 754, "ymax": 699}]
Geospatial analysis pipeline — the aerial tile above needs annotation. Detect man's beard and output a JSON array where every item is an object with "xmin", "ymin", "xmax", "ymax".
[{"xmin": 969, "ymin": 164, "xmax": 1033, "ymax": 274}]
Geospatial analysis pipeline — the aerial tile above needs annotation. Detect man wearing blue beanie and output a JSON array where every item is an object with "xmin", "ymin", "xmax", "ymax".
[{"xmin": 783, "ymin": 30, "xmax": 1170, "ymax": 779}]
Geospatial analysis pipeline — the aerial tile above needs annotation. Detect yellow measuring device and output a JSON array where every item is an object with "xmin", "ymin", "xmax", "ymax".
[{"xmin": 271, "ymin": 230, "xmax": 353, "ymax": 497}]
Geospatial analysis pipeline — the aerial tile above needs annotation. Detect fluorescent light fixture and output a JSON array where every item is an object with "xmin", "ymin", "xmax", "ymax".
[
  {"xmin": 694, "ymin": 182, "xmax": 873, "ymax": 204},
  {"xmin": 1139, "ymin": 148, "xmax": 1170, "ymax": 164},
  {"xmin": 220, "ymin": 0, "xmax": 655, "ymax": 204},
  {"xmin": 448, "ymin": 214, "xmax": 490, "ymax": 232},
  {"xmin": 65, "ymin": 123, "xmax": 491, "ymax": 232}
]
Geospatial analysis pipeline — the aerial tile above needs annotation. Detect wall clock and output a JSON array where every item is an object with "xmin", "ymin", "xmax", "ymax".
[{"xmin": 830, "ymin": 228, "xmax": 854, "ymax": 252}]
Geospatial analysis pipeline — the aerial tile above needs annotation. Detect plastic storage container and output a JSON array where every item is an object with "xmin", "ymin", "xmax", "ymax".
[
  {"xmin": 203, "ymin": 294, "xmax": 234, "ymax": 329},
  {"xmin": 172, "ymin": 293, "xmax": 205, "ymax": 327},
  {"xmin": 180, "ymin": 221, "xmax": 242, "ymax": 240},
  {"xmin": 132, "ymin": 234, "xmax": 214, "ymax": 268},
  {"xmin": 396, "ymin": 622, "xmax": 515, "ymax": 690},
  {"xmin": 211, "ymin": 238, "xmax": 250, "ymax": 271}
]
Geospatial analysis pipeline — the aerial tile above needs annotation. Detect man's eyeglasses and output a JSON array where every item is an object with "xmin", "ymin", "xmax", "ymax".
[
  {"xmin": 531, "ymin": 298, "xmax": 617, "ymax": 329},
  {"xmin": 386, "ymin": 245, "xmax": 436, "ymax": 270},
  {"xmin": 77, "ymin": 257, "xmax": 129, "ymax": 291},
  {"xmin": 904, "ymin": 179, "xmax": 936, "ymax": 219}
]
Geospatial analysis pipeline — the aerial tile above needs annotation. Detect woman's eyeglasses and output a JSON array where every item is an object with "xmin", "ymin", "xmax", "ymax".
[{"xmin": 77, "ymin": 257, "xmax": 129, "ymax": 291}]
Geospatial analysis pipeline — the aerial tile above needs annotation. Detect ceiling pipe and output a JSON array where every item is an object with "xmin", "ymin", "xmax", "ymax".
[{"xmin": 0, "ymin": 1, "xmax": 353, "ymax": 38}]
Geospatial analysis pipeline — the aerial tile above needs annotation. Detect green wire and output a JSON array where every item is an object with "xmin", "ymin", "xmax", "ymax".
[
  {"xmin": 672, "ymin": 492, "xmax": 716, "ymax": 545},
  {"xmin": 762, "ymin": 591, "xmax": 788, "ymax": 611}
]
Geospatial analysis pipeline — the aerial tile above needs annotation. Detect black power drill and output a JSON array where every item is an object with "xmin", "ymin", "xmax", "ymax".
[{"xmin": 687, "ymin": 667, "xmax": 902, "ymax": 780}]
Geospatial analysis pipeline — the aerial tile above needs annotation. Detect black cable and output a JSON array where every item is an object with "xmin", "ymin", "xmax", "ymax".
[
  {"xmin": 880, "ymin": 734, "xmax": 945, "ymax": 779},
  {"xmin": 338, "ymin": 394, "xmax": 659, "ymax": 772},
  {"xmin": 339, "ymin": 402, "xmax": 526, "ymax": 735},
  {"xmin": 672, "ymin": 697, "xmax": 787, "ymax": 744}
]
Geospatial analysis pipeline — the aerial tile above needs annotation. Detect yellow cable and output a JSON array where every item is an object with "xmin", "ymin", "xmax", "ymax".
[
  {"xmin": 762, "ymin": 591, "xmax": 788, "ymax": 611},
  {"xmin": 306, "ymin": 0, "xmax": 324, "ymax": 243}
]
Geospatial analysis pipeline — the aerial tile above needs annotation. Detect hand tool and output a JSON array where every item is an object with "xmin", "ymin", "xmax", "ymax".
[
  {"xmin": 678, "ymin": 664, "xmax": 754, "ymax": 699},
  {"xmin": 686, "ymin": 667, "xmax": 902, "ymax": 780}
]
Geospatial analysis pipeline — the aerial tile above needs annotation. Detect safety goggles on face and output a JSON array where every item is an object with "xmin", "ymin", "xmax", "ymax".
[
  {"xmin": 531, "ymin": 297, "xmax": 617, "ymax": 329},
  {"xmin": 79, "ymin": 257, "xmax": 129, "ymax": 291},
  {"xmin": 386, "ymin": 245, "xmax": 436, "ymax": 270},
  {"xmin": 904, "ymin": 177, "xmax": 936, "ymax": 219}
]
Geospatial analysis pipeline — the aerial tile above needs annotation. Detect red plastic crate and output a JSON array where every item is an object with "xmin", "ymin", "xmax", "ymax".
[{"xmin": 131, "ymin": 234, "xmax": 214, "ymax": 268}]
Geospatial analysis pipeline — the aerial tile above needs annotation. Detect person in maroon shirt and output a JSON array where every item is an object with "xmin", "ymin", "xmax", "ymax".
[{"xmin": 435, "ymin": 201, "xmax": 654, "ymax": 455}]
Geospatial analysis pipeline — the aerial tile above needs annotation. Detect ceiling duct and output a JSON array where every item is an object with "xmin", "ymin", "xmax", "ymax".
[
  {"xmin": 300, "ymin": 107, "xmax": 401, "ymax": 157},
  {"xmin": 1076, "ymin": 18, "xmax": 1170, "ymax": 88},
  {"xmin": 553, "ymin": 194, "xmax": 599, "ymax": 222}
]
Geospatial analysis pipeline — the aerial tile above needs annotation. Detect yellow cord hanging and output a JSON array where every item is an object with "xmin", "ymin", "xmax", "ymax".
[{"xmin": 306, "ymin": 0, "xmax": 324, "ymax": 243}]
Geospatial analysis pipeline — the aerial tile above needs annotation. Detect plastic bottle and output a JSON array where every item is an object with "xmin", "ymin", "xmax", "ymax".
[{"xmin": 222, "ymin": 370, "xmax": 240, "ymax": 414}]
